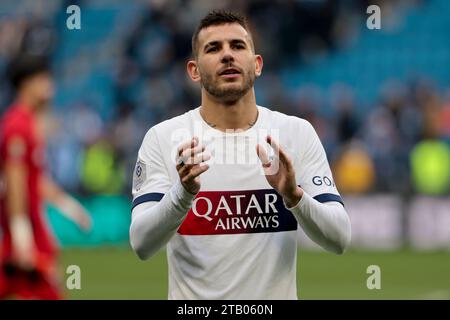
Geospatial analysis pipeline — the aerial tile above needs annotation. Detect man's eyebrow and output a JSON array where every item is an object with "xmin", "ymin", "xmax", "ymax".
[
  {"xmin": 230, "ymin": 39, "xmax": 247, "ymax": 45},
  {"xmin": 204, "ymin": 41, "xmax": 220, "ymax": 50},
  {"xmin": 203, "ymin": 39, "xmax": 248, "ymax": 50}
]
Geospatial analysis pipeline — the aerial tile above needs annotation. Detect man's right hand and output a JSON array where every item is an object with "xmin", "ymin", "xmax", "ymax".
[{"xmin": 176, "ymin": 137, "xmax": 210, "ymax": 194}]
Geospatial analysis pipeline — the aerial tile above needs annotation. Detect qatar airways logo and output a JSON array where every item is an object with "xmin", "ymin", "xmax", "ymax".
[
  {"xmin": 193, "ymin": 193, "xmax": 280, "ymax": 230},
  {"xmin": 178, "ymin": 189, "xmax": 298, "ymax": 235},
  {"xmin": 169, "ymin": 121, "xmax": 281, "ymax": 175}
]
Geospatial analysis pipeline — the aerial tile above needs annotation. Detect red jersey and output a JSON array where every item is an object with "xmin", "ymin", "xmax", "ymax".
[{"xmin": 0, "ymin": 103, "xmax": 57, "ymax": 261}]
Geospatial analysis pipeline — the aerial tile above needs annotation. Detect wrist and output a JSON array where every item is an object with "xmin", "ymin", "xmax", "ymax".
[
  {"xmin": 175, "ymin": 179, "xmax": 198, "ymax": 201},
  {"xmin": 283, "ymin": 186, "xmax": 303, "ymax": 208},
  {"xmin": 181, "ymin": 183, "xmax": 198, "ymax": 195},
  {"xmin": 10, "ymin": 214, "xmax": 34, "ymax": 253}
]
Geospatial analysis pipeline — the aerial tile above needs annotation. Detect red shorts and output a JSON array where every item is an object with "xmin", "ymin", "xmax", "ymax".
[{"xmin": 0, "ymin": 258, "xmax": 63, "ymax": 300}]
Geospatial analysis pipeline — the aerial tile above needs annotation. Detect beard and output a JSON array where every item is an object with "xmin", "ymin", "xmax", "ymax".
[{"xmin": 200, "ymin": 67, "xmax": 255, "ymax": 104}]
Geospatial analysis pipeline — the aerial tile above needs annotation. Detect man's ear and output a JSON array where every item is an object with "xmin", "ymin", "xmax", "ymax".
[
  {"xmin": 254, "ymin": 54, "xmax": 263, "ymax": 77},
  {"xmin": 187, "ymin": 60, "xmax": 201, "ymax": 82}
]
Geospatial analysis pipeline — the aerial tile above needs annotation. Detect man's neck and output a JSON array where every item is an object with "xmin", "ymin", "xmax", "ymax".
[
  {"xmin": 16, "ymin": 93, "xmax": 36, "ymax": 112},
  {"xmin": 199, "ymin": 89, "xmax": 258, "ymax": 132}
]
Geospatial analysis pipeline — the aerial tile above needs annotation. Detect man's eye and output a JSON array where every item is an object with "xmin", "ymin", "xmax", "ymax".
[
  {"xmin": 207, "ymin": 47, "xmax": 218, "ymax": 53},
  {"xmin": 233, "ymin": 44, "xmax": 245, "ymax": 49}
]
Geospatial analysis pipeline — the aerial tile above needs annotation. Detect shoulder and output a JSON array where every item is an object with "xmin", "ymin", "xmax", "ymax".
[
  {"xmin": 154, "ymin": 110, "xmax": 193, "ymax": 133},
  {"xmin": 139, "ymin": 109, "xmax": 195, "ymax": 155},
  {"xmin": 261, "ymin": 105, "xmax": 316, "ymax": 137},
  {"xmin": 261, "ymin": 106, "xmax": 323, "ymax": 164},
  {"xmin": 145, "ymin": 109, "xmax": 193, "ymax": 140},
  {"xmin": 1, "ymin": 107, "xmax": 31, "ymax": 137}
]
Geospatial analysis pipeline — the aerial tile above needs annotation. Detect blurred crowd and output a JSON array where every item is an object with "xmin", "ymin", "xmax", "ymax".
[{"xmin": 0, "ymin": 0, "xmax": 449, "ymax": 196}]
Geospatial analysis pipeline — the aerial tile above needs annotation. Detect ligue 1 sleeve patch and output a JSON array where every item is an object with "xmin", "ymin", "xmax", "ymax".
[{"xmin": 133, "ymin": 159, "xmax": 146, "ymax": 191}]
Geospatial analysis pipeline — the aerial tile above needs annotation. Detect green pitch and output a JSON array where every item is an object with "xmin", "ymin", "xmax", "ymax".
[{"xmin": 60, "ymin": 247, "xmax": 450, "ymax": 299}]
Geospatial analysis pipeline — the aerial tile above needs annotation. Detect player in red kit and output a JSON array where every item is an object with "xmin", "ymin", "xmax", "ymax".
[{"xmin": 0, "ymin": 55, "xmax": 91, "ymax": 299}]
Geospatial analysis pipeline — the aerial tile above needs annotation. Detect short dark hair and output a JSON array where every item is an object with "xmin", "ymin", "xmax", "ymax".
[
  {"xmin": 6, "ymin": 54, "xmax": 51, "ymax": 89},
  {"xmin": 191, "ymin": 10, "xmax": 253, "ymax": 58}
]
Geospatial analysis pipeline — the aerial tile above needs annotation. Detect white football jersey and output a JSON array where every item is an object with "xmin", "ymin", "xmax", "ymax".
[{"xmin": 132, "ymin": 105, "xmax": 343, "ymax": 299}]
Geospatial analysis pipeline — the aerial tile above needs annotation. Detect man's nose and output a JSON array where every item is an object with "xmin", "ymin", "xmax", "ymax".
[{"xmin": 220, "ymin": 46, "xmax": 235, "ymax": 64}]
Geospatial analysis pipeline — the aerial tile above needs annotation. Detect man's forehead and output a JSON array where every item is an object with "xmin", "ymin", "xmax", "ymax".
[{"xmin": 198, "ymin": 23, "xmax": 251, "ymax": 46}]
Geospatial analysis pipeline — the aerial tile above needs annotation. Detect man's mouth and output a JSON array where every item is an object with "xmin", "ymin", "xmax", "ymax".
[{"xmin": 219, "ymin": 68, "xmax": 241, "ymax": 78}]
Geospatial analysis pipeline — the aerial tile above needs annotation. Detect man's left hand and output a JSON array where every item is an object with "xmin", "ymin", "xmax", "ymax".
[{"xmin": 256, "ymin": 136, "xmax": 303, "ymax": 208}]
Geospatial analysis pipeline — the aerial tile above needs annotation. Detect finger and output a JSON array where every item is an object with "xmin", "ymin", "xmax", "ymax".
[
  {"xmin": 256, "ymin": 143, "xmax": 279, "ymax": 176},
  {"xmin": 266, "ymin": 135, "xmax": 280, "ymax": 156},
  {"xmin": 176, "ymin": 137, "xmax": 200, "ymax": 167},
  {"xmin": 178, "ymin": 152, "xmax": 210, "ymax": 175},
  {"xmin": 183, "ymin": 163, "xmax": 210, "ymax": 182},
  {"xmin": 177, "ymin": 136, "xmax": 199, "ymax": 157},
  {"xmin": 177, "ymin": 140, "xmax": 193, "ymax": 157},
  {"xmin": 181, "ymin": 145, "xmax": 205, "ymax": 162},
  {"xmin": 256, "ymin": 144, "xmax": 270, "ymax": 166},
  {"xmin": 183, "ymin": 152, "xmax": 211, "ymax": 165},
  {"xmin": 266, "ymin": 136, "xmax": 292, "ymax": 168}
]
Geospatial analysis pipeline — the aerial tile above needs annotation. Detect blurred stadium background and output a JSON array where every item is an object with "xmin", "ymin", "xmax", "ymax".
[{"xmin": 1, "ymin": 0, "xmax": 449, "ymax": 299}]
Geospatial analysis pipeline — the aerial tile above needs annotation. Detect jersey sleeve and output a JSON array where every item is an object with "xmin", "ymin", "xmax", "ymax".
[
  {"xmin": 296, "ymin": 121, "xmax": 344, "ymax": 206},
  {"xmin": 131, "ymin": 127, "xmax": 173, "ymax": 210}
]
